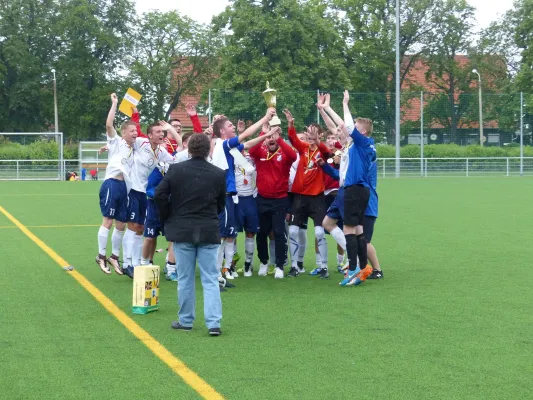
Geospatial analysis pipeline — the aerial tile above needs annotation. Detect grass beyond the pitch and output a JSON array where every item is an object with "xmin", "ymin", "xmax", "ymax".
[{"xmin": 1, "ymin": 178, "xmax": 532, "ymax": 399}]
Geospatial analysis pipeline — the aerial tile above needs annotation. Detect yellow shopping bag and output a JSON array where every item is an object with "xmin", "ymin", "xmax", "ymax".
[
  {"xmin": 119, "ymin": 88, "xmax": 142, "ymax": 117},
  {"xmin": 132, "ymin": 265, "xmax": 160, "ymax": 315}
]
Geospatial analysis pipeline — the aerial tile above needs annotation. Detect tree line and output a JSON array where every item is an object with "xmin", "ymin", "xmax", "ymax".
[{"xmin": 0, "ymin": 0, "xmax": 531, "ymax": 140}]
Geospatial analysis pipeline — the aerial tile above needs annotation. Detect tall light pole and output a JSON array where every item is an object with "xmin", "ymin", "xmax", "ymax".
[
  {"xmin": 52, "ymin": 69, "xmax": 58, "ymax": 133},
  {"xmin": 395, "ymin": 0, "xmax": 401, "ymax": 177},
  {"xmin": 472, "ymin": 69, "xmax": 483, "ymax": 146}
]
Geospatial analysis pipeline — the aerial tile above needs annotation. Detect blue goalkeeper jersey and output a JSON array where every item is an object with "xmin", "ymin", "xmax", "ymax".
[
  {"xmin": 366, "ymin": 161, "xmax": 378, "ymax": 217},
  {"xmin": 344, "ymin": 127, "xmax": 376, "ymax": 189}
]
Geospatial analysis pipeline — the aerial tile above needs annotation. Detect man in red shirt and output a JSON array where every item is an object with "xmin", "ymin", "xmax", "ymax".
[
  {"xmin": 286, "ymin": 110, "xmax": 332, "ymax": 279},
  {"xmin": 248, "ymin": 118, "xmax": 297, "ymax": 279}
]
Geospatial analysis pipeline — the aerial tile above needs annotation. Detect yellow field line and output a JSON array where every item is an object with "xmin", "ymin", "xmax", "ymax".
[
  {"xmin": 0, "ymin": 205, "xmax": 224, "ymax": 400},
  {"xmin": 0, "ymin": 224, "xmax": 100, "ymax": 229}
]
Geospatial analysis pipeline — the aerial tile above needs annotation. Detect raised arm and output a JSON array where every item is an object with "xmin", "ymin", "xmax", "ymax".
[
  {"xmin": 106, "ymin": 93, "xmax": 118, "ymax": 138},
  {"xmin": 238, "ymin": 107, "xmax": 276, "ymax": 143},
  {"xmin": 282, "ymin": 109, "xmax": 306, "ymax": 154},
  {"xmin": 159, "ymin": 120, "xmax": 183, "ymax": 151},
  {"xmin": 186, "ymin": 103, "xmax": 203, "ymax": 133},
  {"xmin": 342, "ymin": 90, "xmax": 355, "ymax": 132},
  {"xmin": 277, "ymin": 134, "xmax": 298, "ymax": 162},
  {"xmin": 317, "ymin": 93, "xmax": 337, "ymax": 133},
  {"xmin": 243, "ymin": 127, "xmax": 277, "ymax": 150}
]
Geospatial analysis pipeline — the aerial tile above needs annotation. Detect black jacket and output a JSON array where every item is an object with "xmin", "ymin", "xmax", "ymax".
[{"xmin": 154, "ymin": 158, "xmax": 226, "ymax": 244}]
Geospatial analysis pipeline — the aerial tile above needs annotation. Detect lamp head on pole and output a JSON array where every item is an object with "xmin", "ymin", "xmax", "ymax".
[
  {"xmin": 51, "ymin": 69, "xmax": 56, "ymax": 80},
  {"xmin": 472, "ymin": 69, "xmax": 481, "ymax": 81}
]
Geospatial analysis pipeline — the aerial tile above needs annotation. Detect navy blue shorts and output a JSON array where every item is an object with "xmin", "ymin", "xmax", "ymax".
[
  {"xmin": 127, "ymin": 189, "xmax": 148, "ymax": 225},
  {"xmin": 363, "ymin": 216, "xmax": 377, "ymax": 242},
  {"xmin": 99, "ymin": 178, "xmax": 128, "ymax": 223},
  {"xmin": 326, "ymin": 186, "xmax": 345, "ymax": 230},
  {"xmin": 235, "ymin": 195, "xmax": 260, "ymax": 233},
  {"xmin": 144, "ymin": 199, "xmax": 163, "ymax": 238},
  {"xmin": 219, "ymin": 195, "xmax": 238, "ymax": 238}
]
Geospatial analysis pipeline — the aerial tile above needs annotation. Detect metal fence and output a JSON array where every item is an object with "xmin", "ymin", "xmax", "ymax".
[{"xmin": 2, "ymin": 158, "xmax": 533, "ymax": 180}]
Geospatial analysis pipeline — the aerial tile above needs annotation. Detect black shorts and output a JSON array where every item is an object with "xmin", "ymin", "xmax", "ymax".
[
  {"xmin": 344, "ymin": 185, "xmax": 370, "ymax": 227},
  {"xmin": 363, "ymin": 216, "xmax": 377, "ymax": 242},
  {"xmin": 325, "ymin": 191, "xmax": 338, "ymax": 210},
  {"xmin": 290, "ymin": 193, "xmax": 326, "ymax": 227}
]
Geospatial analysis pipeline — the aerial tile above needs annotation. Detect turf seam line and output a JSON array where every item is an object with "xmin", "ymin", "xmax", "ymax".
[
  {"xmin": 0, "ymin": 205, "xmax": 224, "ymax": 400},
  {"xmin": 0, "ymin": 224, "xmax": 100, "ymax": 229}
]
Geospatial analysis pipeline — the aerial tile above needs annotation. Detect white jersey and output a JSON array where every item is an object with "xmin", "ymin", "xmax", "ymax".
[
  {"xmin": 235, "ymin": 154, "xmax": 257, "ymax": 197},
  {"xmin": 288, "ymin": 153, "xmax": 300, "ymax": 192},
  {"xmin": 339, "ymin": 139, "xmax": 352, "ymax": 187},
  {"xmin": 131, "ymin": 138, "xmax": 175, "ymax": 193},
  {"xmin": 104, "ymin": 131, "xmax": 135, "ymax": 185}
]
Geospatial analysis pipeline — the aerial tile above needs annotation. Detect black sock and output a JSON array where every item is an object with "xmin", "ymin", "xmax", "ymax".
[
  {"xmin": 297, "ymin": 261, "xmax": 303, "ymax": 268},
  {"xmin": 345, "ymin": 234, "xmax": 359, "ymax": 271},
  {"xmin": 167, "ymin": 261, "xmax": 175, "ymax": 266},
  {"xmin": 149, "ymin": 260, "xmax": 153, "ymax": 265},
  {"xmin": 356, "ymin": 234, "xmax": 368, "ymax": 269}
]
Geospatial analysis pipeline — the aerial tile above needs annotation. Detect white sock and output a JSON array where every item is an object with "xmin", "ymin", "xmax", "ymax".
[
  {"xmin": 337, "ymin": 252, "xmax": 345, "ymax": 265},
  {"xmin": 111, "ymin": 228, "xmax": 124, "ymax": 257},
  {"xmin": 315, "ymin": 226, "xmax": 328, "ymax": 269},
  {"xmin": 315, "ymin": 252, "xmax": 322, "ymax": 266},
  {"xmin": 330, "ymin": 226, "xmax": 347, "ymax": 251},
  {"xmin": 217, "ymin": 240, "xmax": 225, "ymax": 271},
  {"xmin": 141, "ymin": 257, "xmax": 150, "ymax": 265},
  {"xmin": 166, "ymin": 261, "xmax": 176, "ymax": 274},
  {"xmin": 288, "ymin": 225, "xmax": 300, "ymax": 267},
  {"xmin": 97, "ymin": 226, "xmax": 109, "ymax": 256},
  {"xmin": 245, "ymin": 237, "xmax": 255, "ymax": 263},
  {"xmin": 225, "ymin": 241, "xmax": 235, "ymax": 269},
  {"xmin": 132, "ymin": 234, "xmax": 143, "ymax": 267},
  {"xmin": 122, "ymin": 229, "xmax": 136, "ymax": 267},
  {"xmin": 297, "ymin": 228, "xmax": 307, "ymax": 263},
  {"xmin": 269, "ymin": 239, "xmax": 276, "ymax": 266}
]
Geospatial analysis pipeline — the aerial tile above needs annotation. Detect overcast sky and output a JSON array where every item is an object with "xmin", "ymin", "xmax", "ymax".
[{"xmin": 135, "ymin": 0, "xmax": 514, "ymax": 29}]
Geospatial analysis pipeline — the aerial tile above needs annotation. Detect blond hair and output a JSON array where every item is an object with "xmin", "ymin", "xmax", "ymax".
[{"xmin": 356, "ymin": 117, "xmax": 373, "ymax": 136}]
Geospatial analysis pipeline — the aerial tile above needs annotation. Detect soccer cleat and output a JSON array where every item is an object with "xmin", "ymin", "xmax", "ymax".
[
  {"xmin": 309, "ymin": 267, "xmax": 322, "ymax": 276},
  {"xmin": 208, "ymin": 327, "xmax": 222, "ymax": 336},
  {"xmin": 219, "ymin": 284, "xmax": 227, "ymax": 292},
  {"xmin": 163, "ymin": 264, "xmax": 168, "ymax": 274},
  {"xmin": 171, "ymin": 321, "xmax": 192, "ymax": 331},
  {"xmin": 244, "ymin": 261, "xmax": 252, "ymax": 277},
  {"xmin": 258, "ymin": 263, "xmax": 268, "ymax": 276},
  {"xmin": 350, "ymin": 265, "xmax": 374, "ymax": 286},
  {"xmin": 107, "ymin": 255, "xmax": 122, "ymax": 275},
  {"xmin": 368, "ymin": 269, "xmax": 384, "ymax": 279},
  {"xmin": 287, "ymin": 267, "xmax": 299, "ymax": 278},
  {"xmin": 230, "ymin": 266, "xmax": 239, "ymax": 278},
  {"xmin": 297, "ymin": 261, "xmax": 305, "ymax": 274},
  {"xmin": 339, "ymin": 269, "xmax": 358, "ymax": 286},
  {"xmin": 223, "ymin": 268, "xmax": 234, "ymax": 280},
  {"xmin": 166, "ymin": 271, "xmax": 178, "ymax": 282},
  {"xmin": 274, "ymin": 267, "xmax": 284, "ymax": 279},
  {"xmin": 267, "ymin": 265, "xmax": 275, "ymax": 275},
  {"xmin": 96, "ymin": 255, "xmax": 111, "ymax": 274},
  {"xmin": 123, "ymin": 265, "xmax": 134, "ymax": 279},
  {"xmin": 319, "ymin": 268, "xmax": 329, "ymax": 279},
  {"xmin": 224, "ymin": 281, "xmax": 235, "ymax": 288}
]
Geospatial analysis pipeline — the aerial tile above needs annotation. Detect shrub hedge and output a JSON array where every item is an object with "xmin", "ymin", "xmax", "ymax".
[{"xmin": 0, "ymin": 140, "xmax": 532, "ymax": 160}]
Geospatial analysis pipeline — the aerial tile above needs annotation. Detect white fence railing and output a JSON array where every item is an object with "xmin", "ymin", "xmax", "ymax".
[{"xmin": 1, "ymin": 157, "xmax": 533, "ymax": 180}]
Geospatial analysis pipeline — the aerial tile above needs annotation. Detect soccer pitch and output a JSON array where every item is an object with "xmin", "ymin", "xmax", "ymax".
[{"xmin": 1, "ymin": 178, "xmax": 532, "ymax": 399}]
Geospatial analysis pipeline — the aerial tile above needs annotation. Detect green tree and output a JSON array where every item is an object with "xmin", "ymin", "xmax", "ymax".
[
  {"xmin": 211, "ymin": 0, "xmax": 349, "ymax": 126},
  {"xmin": 52, "ymin": 0, "xmax": 134, "ymax": 140},
  {"xmin": 0, "ymin": 0, "xmax": 58, "ymax": 132},
  {"xmin": 128, "ymin": 11, "xmax": 221, "ymax": 122}
]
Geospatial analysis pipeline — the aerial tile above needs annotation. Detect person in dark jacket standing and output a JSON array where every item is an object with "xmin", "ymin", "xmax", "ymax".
[{"xmin": 154, "ymin": 134, "xmax": 226, "ymax": 336}]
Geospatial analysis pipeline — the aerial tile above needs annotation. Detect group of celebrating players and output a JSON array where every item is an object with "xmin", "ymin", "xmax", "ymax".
[{"xmin": 95, "ymin": 90, "xmax": 383, "ymax": 289}]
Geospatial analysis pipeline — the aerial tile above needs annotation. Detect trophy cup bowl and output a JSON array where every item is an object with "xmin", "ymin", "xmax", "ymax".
[{"xmin": 262, "ymin": 81, "xmax": 277, "ymax": 108}]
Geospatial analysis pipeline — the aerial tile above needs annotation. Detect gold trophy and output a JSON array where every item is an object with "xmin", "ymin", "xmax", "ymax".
[
  {"xmin": 262, "ymin": 81, "xmax": 277, "ymax": 107},
  {"xmin": 263, "ymin": 81, "xmax": 281, "ymax": 126}
]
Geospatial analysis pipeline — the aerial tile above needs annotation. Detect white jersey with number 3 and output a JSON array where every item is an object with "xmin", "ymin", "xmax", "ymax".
[{"xmin": 131, "ymin": 138, "xmax": 175, "ymax": 193}]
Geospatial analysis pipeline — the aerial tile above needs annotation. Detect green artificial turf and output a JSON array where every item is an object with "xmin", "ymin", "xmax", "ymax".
[{"xmin": 1, "ymin": 178, "xmax": 532, "ymax": 399}]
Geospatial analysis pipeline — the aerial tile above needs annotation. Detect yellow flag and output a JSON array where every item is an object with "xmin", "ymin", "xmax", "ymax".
[{"xmin": 119, "ymin": 88, "xmax": 142, "ymax": 117}]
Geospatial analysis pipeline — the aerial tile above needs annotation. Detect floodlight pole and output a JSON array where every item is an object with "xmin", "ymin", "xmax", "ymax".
[
  {"xmin": 395, "ymin": 0, "xmax": 401, "ymax": 177},
  {"xmin": 473, "ymin": 69, "xmax": 483, "ymax": 146},
  {"xmin": 52, "ymin": 69, "xmax": 58, "ymax": 133}
]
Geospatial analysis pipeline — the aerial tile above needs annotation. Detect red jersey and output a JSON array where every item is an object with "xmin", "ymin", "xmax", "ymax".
[
  {"xmin": 288, "ymin": 126, "xmax": 331, "ymax": 196},
  {"xmin": 248, "ymin": 135, "xmax": 297, "ymax": 199}
]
